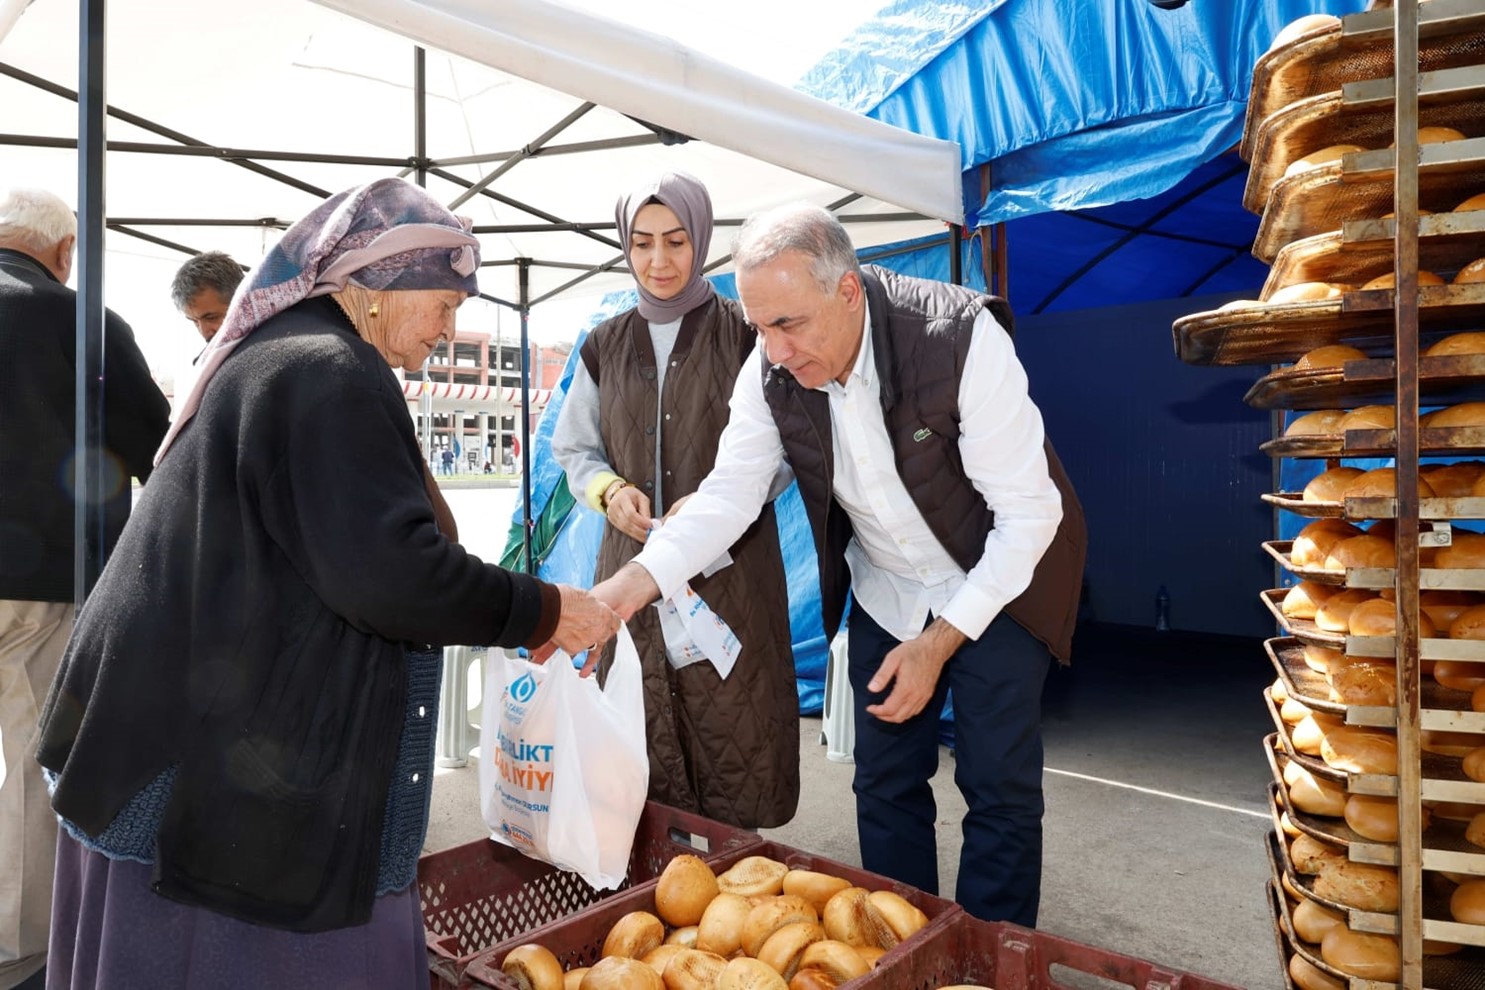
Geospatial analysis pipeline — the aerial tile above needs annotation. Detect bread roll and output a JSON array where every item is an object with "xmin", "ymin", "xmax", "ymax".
[
  {"xmin": 755, "ymin": 923, "xmax": 825, "ymax": 982},
  {"xmin": 1466, "ymin": 812, "xmax": 1485, "ymax": 849},
  {"xmin": 1320, "ymin": 927, "xmax": 1400, "ymax": 981},
  {"xmin": 1293, "ymin": 519, "xmax": 1365, "ymax": 567},
  {"xmin": 1423, "ymin": 463, "xmax": 1485, "ymax": 499},
  {"xmin": 1421, "ymin": 729, "xmax": 1483, "ymax": 757},
  {"xmin": 866, "ymin": 891, "xmax": 928, "ymax": 942},
  {"xmin": 821, "ymin": 888, "xmax": 893, "ymax": 949},
  {"xmin": 581, "ymin": 956, "xmax": 664, "ymax": 990},
  {"xmin": 1284, "ymin": 147, "xmax": 1366, "ymax": 179},
  {"xmin": 1425, "ymin": 331, "xmax": 1485, "ymax": 355},
  {"xmin": 1288, "ymin": 765, "xmax": 1348, "ymax": 817},
  {"xmin": 1286, "ymin": 409, "xmax": 1347, "ymax": 436},
  {"xmin": 656, "ymin": 855, "xmax": 721, "ymax": 928},
  {"xmin": 1289, "ymin": 953, "xmax": 1345, "ymax": 990},
  {"xmin": 1270, "ymin": 280, "xmax": 1351, "ymax": 303},
  {"xmin": 1344, "ymin": 795, "xmax": 1428, "ymax": 843},
  {"xmin": 1313, "ymin": 859, "xmax": 1400, "ymax": 911},
  {"xmin": 716, "ymin": 856, "xmax": 789, "ymax": 898},
  {"xmin": 1421, "ymin": 591, "xmax": 1479, "ymax": 632},
  {"xmin": 663, "ymin": 949, "xmax": 729, "ymax": 990},
  {"xmin": 603, "ymin": 911, "xmax": 665, "ymax": 960},
  {"xmin": 1361, "ymin": 269, "xmax": 1446, "ymax": 290},
  {"xmin": 1321, "ymin": 726, "xmax": 1398, "ymax": 774},
  {"xmin": 1450, "ymin": 880, "xmax": 1485, "ymax": 925},
  {"xmin": 1294, "ymin": 345, "xmax": 1368, "ymax": 369},
  {"xmin": 642, "ymin": 944, "xmax": 684, "ymax": 977},
  {"xmin": 1346, "ymin": 597, "xmax": 1436, "ymax": 638},
  {"xmin": 1325, "ymin": 534, "xmax": 1395, "ymax": 571},
  {"xmin": 1270, "ymin": 13, "xmax": 1341, "ymax": 49},
  {"xmin": 1272, "ymin": 676, "xmax": 1291, "ymax": 704},
  {"xmin": 1434, "ymin": 531, "xmax": 1485, "ymax": 570},
  {"xmin": 1454, "ymin": 257, "xmax": 1485, "ymax": 284},
  {"xmin": 1338, "ymin": 406, "xmax": 1395, "ymax": 431},
  {"xmin": 1456, "ymin": 192, "xmax": 1485, "ymax": 213},
  {"xmin": 1293, "ymin": 713, "xmax": 1338, "ymax": 756},
  {"xmin": 795, "ymin": 941, "xmax": 870, "ymax": 984},
  {"xmin": 1280, "ymin": 810, "xmax": 1302, "ymax": 838},
  {"xmin": 1464, "ymin": 747, "xmax": 1485, "ymax": 783},
  {"xmin": 1291, "ymin": 833, "xmax": 1347, "ymax": 875},
  {"xmin": 1281, "ymin": 694, "xmax": 1313, "ymax": 725},
  {"xmin": 716, "ymin": 957, "xmax": 789, "ymax": 990},
  {"xmin": 1304, "ymin": 467, "xmax": 1364, "ymax": 502},
  {"xmin": 1343, "ymin": 467, "xmax": 1436, "ymax": 500},
  {"xmin": 1284, "ymin": 581, "xmax": 1337, "ymax": 620},
  {"xmin": 504, "ymin": 944, "xmax": 566, "ymax": 990},
  {"xmin": 1415, "ymin": 126, "xmax": 1467, "ymax": 144},
  {"xmin": 1429, "ymin": 402, "xmax": 1485, "ymax": 428},
  {"xmin": 696, "ymin": 893, "xmax": 754, "ymax": 957},
  {"xmin": 1473, "ymin": 682, "xmax": 1485, "ymax": 713},
  {"xmin": 780, "ymin": 871, "xmax": 852, "ymax": 916},
  {"xmin": 1304, "ymin": 644, "xmax": 1344, "ymax": 674},
  {"xmin": 1433, "ymin": 660, "xmax": 1485, "ymax": 693},
  {"xmin": 565, "ymin": 968, "xmax": 588, "ymax": 990},
  {"xmin": 741, "ymin": 895, "xmax": 818, "ymax": 959},
  {"xmin": 1449, "ymin": 603, "xmax": 1485, "ymax": 639},
  {"xmin": 1329, "ymin": 661, "xmax": 1397, "ymax": 707},
  {"xmin": 1315, "ymin": 589, "xmax": 1377, "ymax": 632},
  {"xmin": 1293, "ymin": 897, "xmax": 1346, "ymax": 944}
]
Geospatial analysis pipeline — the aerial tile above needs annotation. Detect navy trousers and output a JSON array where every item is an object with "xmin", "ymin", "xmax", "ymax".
[{"xmin": 847, "ymin": 607, "xmax": 1051, "ymax": 927}]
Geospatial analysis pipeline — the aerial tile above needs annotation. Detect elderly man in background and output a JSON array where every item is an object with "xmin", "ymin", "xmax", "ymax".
[
  {"xmin": 594, "ymin": 203, "xmax": 1086, "ymax": 928},
  {"xmin": 171, "ymin": 249, "xmax": 243, "ymax": 345},
  {"xmin": 0, "ymin": 188, "xmax": 170, "ymax": 989}
]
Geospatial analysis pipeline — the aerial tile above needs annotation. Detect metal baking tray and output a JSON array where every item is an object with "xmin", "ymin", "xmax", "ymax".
[
  {"xmin": 1267, "ymin": 637, "xmax": 1352, "ymax": 718},
  {"xmin": 1264, "ymin": 539, "xmax": 1485, "ymax": 591},
  {"xmin": 1243, "ymin": 1, "xmax": 1485, "ymax": 160},
  {"xmin": 1263, "ymin": 492, "xmax": 1348, "ymax": 517},
  {"xmin": 1174, "ymin": 285, "xmax": 1485, "ymax": 366},
  {"xmin": 1264, "ymin": 214, "xmax": 1485, "ymax": 296},
  {"xmin": 1261, "ymin": 589, "xmax": 1347, "ymax": 648},
  {"xmin": 1244, "ymin": 356, "xmax": 1485, "ymax": 411},
  {"xmin": 1254, "ymin": 150, "xmax": 1485, "ymax": 262},
  {"xmin": 1244, "ymin": 91, "xmax": 1485, "ymax": 214}
]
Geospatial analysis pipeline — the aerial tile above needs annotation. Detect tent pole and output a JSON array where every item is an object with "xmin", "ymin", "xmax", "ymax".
[
  {"xmin": 949, "ymin": 225, "xmax": 963, "ymax": 286},
  {"xmin": 519, "ymin": 258, "xmax": 534, "ymax": 574},
  {"xmin": 414, "ymin": 45, "xmax": 433, "ymax": 469},
  {"xmin": 74, "ymin": 0, "xmax": 106, "ymax": 605}
]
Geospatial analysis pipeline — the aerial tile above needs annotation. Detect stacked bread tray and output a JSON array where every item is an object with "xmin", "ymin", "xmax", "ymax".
[{"xmin": 1176, "ymin": 5, "xmax": 1485, "ymax": 986}]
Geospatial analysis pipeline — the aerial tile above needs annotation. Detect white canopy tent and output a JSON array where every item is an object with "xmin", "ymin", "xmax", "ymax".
[{"xmin": 0, "ymin": 0, "xmax": 962, "ymax": 378}]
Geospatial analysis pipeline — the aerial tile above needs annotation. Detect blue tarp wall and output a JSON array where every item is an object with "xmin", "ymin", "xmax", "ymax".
[{"xmin": 513, "ymin": 0, "xmax": 1387, "ymax": 686}]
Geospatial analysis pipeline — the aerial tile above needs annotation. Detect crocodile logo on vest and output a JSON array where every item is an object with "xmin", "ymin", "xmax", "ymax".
[{"xmin": 913, "ymin": 427, "xmax": 933, "ymax": 442}]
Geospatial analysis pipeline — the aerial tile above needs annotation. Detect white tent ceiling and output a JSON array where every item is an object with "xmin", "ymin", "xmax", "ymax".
[{"xmin": 0, "ymin": 0, "xmax": 961, "ymax": 377}]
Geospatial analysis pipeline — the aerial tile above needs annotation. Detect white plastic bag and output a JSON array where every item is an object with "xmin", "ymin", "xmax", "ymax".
[{"xmin": 479, "ymin": 625, "xmax": 649, "ymax": 889}]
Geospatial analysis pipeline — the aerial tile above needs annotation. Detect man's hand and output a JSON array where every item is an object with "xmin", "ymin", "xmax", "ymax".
[
  {"xmin": 591, "ymin": 562, "xmax": 662, "ymax": 623},
  {"xmin": 865, "ymin": 619, "xmax": 966, "ymax": 724},
  {"xmin": 606, "ymin": 484, "xmax": 653, "ymax": 543},
  {"xmin": 661, "ymin": 493, "xmax": 692, "ymax": 521}
]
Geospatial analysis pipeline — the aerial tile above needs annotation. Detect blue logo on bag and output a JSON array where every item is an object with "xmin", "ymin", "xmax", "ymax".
[{"xmin": 510, "ymin": 671, "xmax": 538, "ymax": 704}]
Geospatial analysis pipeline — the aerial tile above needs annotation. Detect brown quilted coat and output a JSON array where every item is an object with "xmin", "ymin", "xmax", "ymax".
[{"xmin": 581, "ymin": 295, "xmax": 800, "ymax": 829}]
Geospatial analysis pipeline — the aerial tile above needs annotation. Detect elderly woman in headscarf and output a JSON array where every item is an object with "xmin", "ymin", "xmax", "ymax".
[
  {"xmin": 35, "ymin": 178, "xmax": 619, "ymax": 988},
  {"xmin": 551, "ymin": 172, "xmax": 799, "ymax": 830}
]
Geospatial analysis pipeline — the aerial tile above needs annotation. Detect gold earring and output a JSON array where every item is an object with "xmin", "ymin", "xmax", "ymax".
[{"xmin": 369, "ymin": 301, "xmax": 380, "ymax": 318}]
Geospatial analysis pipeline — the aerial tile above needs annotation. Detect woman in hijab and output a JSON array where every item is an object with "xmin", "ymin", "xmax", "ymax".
[
  {"xmin": 36, "ymin": 178, "xmax": 619, "ymax": 988},
  {"xmin": 551, "ymin": 172, "xmax": 799, "ymax": 830}
]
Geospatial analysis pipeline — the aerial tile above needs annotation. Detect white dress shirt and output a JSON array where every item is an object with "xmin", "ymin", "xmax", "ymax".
[{"xmin": 635, "ymin": 298, "xmax": 1062, "ymax": 643}]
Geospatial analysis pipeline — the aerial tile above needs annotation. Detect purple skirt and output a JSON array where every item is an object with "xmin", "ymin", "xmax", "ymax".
[{"xmin": 47, "ymin": 831, "xmax": 428, "ymax": 990}]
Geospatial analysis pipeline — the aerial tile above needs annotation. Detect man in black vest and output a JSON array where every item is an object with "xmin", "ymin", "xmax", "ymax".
[
  {"xmin": 594, "ymin": 204, "xmax": 1084, "ymax": 926},
  {"xmin": 0, "ymin": 188, "xmax": 169, "ymax": 989}
]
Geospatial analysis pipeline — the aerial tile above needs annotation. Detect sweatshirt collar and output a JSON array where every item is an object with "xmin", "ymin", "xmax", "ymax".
[{"xmin": 0, "ymin": 248, "xmax": 57, "ymax": 283}]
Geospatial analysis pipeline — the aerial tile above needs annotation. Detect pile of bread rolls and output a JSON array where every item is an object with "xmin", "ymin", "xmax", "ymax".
[{"xmin": 499, "ymin": 853, "xmax": 942, "ymax": 990}]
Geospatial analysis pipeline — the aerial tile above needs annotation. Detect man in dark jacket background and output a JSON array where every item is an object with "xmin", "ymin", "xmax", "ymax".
[
  {"xmin": 0, "ymin": 187, "xmax": 169, "ymax": 989},
  {"xmin": 593, "ymin": 203, "xmax": 1086, "ymax": 929}
]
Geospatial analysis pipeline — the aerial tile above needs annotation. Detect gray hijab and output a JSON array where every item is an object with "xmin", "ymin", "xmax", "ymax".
[{"xmin": 615, "ymin": 171, "xmax": 714, "ymax": 323}]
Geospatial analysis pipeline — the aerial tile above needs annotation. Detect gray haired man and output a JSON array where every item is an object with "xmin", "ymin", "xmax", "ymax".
[{"xmin": 170, "ymin": 250, "xmax": 243, "ymax": 344}]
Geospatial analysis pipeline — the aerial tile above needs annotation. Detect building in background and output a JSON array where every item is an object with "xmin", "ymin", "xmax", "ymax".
[{"xmin": 403, "ymin": 327, "xmax": 569, "ymax": 472}]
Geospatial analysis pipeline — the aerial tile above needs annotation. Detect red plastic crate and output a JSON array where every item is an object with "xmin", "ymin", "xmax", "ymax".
[
  {"xmin": 462, "ymin": 838, "xmax": 962, "ymax": 989},
  {"xmin": 418, "ymin": 801, "xmax": 760, "ymax": 990},
  {"xmin": 866, "ymin": 912, "xmax": 1244, "ymax": 990}
]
